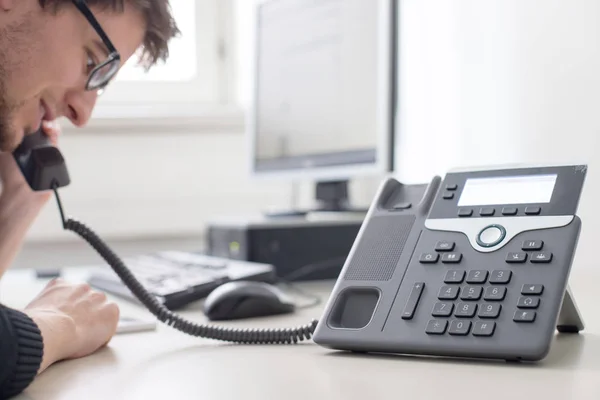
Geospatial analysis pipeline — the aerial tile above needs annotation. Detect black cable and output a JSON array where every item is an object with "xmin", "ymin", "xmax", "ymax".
[
  {"xmin": 279, "ymin": 282, "xmax": 322, "ymax": 310},
  {"xmin": 280, "ymin": 256, "xmax": 347, "ymax": 282},
  {"xmin": 52, "ymin": 187, "xmax": 318, "ymax": 344},
  {"xmin": 274, "ymin": 257, "xmax": 347, "ymax": 311}
]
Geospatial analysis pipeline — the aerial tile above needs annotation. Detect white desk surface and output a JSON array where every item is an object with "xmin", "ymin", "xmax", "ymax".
[{"xmin": 2, "ymin": 266, "xmax": 600, "ymax": 400}]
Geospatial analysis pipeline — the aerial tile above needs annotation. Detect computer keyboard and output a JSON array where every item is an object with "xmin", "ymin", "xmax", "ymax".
[{"xmin": 86, "ymin": 251, "xmax": 276, "ymax": 310}]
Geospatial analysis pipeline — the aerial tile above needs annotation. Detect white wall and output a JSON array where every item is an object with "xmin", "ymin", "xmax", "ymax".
[
  {"xmin": 25, "ymin": 121, "xmax": 291, "ymax": 242},
  {"xmin": 395, "ymin": 0, "xmax": 600, "ymax": 270},
  {"xmin": 25, "ymin": 119, "xmax": 379, "ymax": 243}
]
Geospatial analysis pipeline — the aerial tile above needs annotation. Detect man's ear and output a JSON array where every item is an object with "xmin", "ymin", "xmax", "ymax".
[{"xmin": 0, "ymin": 0, "xmax": 15, "ymax": 12}]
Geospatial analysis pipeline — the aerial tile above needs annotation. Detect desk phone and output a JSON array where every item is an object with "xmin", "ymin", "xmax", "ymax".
[{"xmin": 313, "ymin": 164, "xmax": 587, "ymax": 361}]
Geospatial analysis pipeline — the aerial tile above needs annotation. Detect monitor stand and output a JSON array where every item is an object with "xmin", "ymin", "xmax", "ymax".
[{"xmin": 265, "ymin": 180, "xmax": 368, "ymax": 218}]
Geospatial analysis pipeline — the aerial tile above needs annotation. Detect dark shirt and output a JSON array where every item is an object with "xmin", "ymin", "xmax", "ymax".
[{"xmin": 0, "ymin": 305, "xmax": 43, "ymax": 399}]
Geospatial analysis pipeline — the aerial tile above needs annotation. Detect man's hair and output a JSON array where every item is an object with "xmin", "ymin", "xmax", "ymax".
[{"xmin": 38, "ymin": 0, "xmax": 180, "ymax": 70}]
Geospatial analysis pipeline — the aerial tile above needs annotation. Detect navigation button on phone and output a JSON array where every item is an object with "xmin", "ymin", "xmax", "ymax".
[{"xmin": 476, "ymin": 224, "xmax": 506, "ymax": 247}]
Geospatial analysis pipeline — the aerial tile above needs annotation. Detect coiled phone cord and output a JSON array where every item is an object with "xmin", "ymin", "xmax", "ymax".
[{"xmin": 52, "ymin": 187, "xmax": 319, "ymax": 344}]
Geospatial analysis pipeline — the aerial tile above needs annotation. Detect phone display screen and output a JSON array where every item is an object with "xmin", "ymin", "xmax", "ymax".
[{"xmin": 458, "ymin": 174, "xmax": 557, "ymax": 206}]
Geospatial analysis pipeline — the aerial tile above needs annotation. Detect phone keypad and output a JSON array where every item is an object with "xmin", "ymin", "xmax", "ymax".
[{"xmin": 412, "ymin": 239, "xmax": 549, "ymax": 337}]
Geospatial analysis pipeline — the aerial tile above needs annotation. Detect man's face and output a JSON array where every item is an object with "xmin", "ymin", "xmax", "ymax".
[{"xmin": 0, "ymin": 0, "xmax": 145, "ymax": 151}]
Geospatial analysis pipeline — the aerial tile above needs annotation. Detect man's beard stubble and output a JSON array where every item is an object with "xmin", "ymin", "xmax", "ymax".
[
  {"xmin": 0, "ymin": 56, "xmax": 18, "ymax": 152},
  {"xmin": 0, "ymin": 13, "xmax": 37, "ymax": 152}
]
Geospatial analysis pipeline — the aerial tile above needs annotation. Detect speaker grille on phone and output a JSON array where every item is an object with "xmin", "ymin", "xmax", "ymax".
[{"xmin": 343, "ymin": 215, "xmax": 415, "ymax": 281}]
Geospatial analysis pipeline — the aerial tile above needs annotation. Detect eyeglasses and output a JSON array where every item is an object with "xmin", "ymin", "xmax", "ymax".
[{"xmin": 71, "ymin": 0, "xmax": 121, "ymax": 91}]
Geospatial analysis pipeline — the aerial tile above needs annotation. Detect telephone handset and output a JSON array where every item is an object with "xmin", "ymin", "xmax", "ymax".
[
  {"xmin": 13, "ymin": 128, "xmax": 70, "ymax": 191},
  {"xmin": 12, "ymin": 130, "xmax": 318, "ymax": 344}
]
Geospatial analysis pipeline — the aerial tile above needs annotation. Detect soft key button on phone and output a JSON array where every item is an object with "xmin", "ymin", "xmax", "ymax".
[
  {"xmin": 476, "ymin": 224, "xmax": 506, "ymax": 247},
  {"xmin": 435, "ymin": 241, "xmax": 455, "ymax": 251},
  {"xmin": 530, "ymin": 252, "xmax": 553, "ymax": 263}
]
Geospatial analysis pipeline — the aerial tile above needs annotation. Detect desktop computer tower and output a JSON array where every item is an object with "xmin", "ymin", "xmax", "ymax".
[{"xmin": 206, "ymin": 215, "xmax": 364, "ymax": 281}]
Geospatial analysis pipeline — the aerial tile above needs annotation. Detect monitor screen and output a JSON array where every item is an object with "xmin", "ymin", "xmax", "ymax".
[{"xmin": 251, "ymin": 0, "xmax": 392, "ymax": 176}]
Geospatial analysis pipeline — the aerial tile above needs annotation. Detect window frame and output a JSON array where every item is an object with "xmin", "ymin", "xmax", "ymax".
[{"xmin": 84, "ymin": 0, "xmax": 239, "ymax": 126}]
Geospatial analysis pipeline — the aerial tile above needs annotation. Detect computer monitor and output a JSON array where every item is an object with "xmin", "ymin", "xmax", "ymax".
[{"xmin": 247, "ymin": 0, "xmax": 397, "ymax": 215}]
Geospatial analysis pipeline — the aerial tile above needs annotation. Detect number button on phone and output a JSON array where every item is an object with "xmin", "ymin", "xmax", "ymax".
[
  {"xmin": 438, "ymin": 286, "xmax": 459, "ymax": 300},
  {"xmin": 432, "ymin": 302, "xmax": 454, "ymax": 317},
  {"xmin": 425, "ymin": 320, "xmax": 448, "ymax": 335},
  {"xmin": 489, "ymin": 270, "xmax": 512, "ymax": 284},
  {"xmin": 478, "ymin": 303, "xmax": 501, "ymax": 319},
  {"xmin": 455, "ymin": 302, "xmax": 477, "ymax": 318},
  {"xmin": 466, "ymin": 270, "xmax": 488, "ymax": 284},
  {"xmin": 484, "ymin": 286, "xmax": 507, "ymax": 301},
  {"xmin": 472, "ymin": 321, "xmax": 496, "ymax": 336},
  {"xmin": 460, "ymin": 286, "xmax": 483, "ymax": 301},
  {"xmin": 448, "ymin": 320, "xmax": 471, "ymax": 336},
  {"xmin": 444, "ymin": 270, "xmax": 465, "ymax": 284}
]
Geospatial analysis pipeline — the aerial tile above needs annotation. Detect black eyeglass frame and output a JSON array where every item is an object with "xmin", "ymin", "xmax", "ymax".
[{"xmin": 71, "ymin": 0, "xmax": 121, "ymax": 91}]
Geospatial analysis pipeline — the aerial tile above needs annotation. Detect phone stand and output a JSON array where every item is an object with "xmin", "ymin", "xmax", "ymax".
[{"xmin": 556, "ymin": 285, "xmax": 584, "ymax": 333}]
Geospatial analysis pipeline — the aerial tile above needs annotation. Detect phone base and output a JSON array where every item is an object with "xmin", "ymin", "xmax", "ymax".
[{"xmin": 313, "ymin": 164, "xmax": 588, "ymax": 362}]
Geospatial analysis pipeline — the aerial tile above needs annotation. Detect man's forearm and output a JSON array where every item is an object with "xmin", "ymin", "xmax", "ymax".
[{"xmin": 0, "ymin": 185, "xmax": 48, "ymax": 278}]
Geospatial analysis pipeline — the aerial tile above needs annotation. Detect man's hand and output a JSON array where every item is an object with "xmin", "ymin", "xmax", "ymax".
[
  {"xmin": 23, "ymin": 279, "xmax": 120, "ymax": 374},
  {"xmin": 0, "ymin": 120, "xmax": 61, "ymax": 201},
  {"xmin": 0, "ymin": 120, "xmax": 64, "ymax": 279}
]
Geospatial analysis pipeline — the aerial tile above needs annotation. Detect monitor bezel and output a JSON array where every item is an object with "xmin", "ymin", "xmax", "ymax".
[{"xmin": 246, "ymin": 0, "xmax": 396, "ymax": 182}]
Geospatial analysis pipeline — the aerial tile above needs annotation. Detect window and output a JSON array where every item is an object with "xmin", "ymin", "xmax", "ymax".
[
  {"xmin": 115, "ymin": 0, "xmax": 197, "ymax": 82},
  {"xmin": 91, "ymin": 0, "xmax": 234, "ymax": 120}
]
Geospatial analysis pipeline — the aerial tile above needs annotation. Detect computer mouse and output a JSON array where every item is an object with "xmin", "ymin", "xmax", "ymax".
[{"xmin": 203, "ymin": 281, "xmax": 296, "ymax": 321}]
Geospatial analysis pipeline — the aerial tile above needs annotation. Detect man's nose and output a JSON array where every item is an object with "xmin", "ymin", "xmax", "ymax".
[{"xmin": 62, "ymin": 90, "xmax": 98, "ymax": 127}]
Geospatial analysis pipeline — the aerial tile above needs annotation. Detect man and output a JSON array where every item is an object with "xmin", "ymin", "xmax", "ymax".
[{"xmin": 0, "ymin": 1, "xmax": 178, "ymax": 398}]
